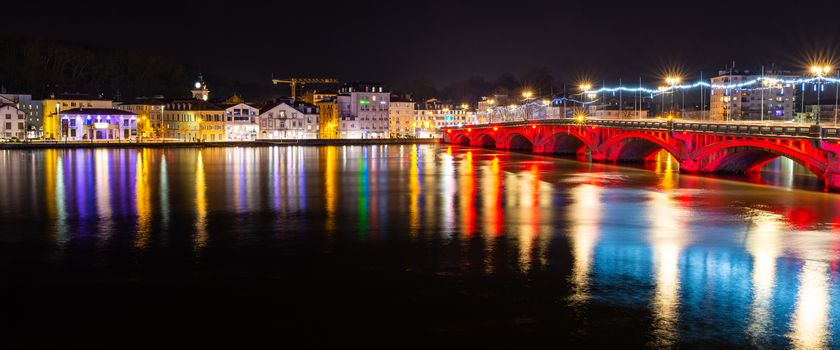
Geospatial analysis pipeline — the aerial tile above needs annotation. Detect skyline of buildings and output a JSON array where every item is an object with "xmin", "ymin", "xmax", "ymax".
[{"xmin": 3, "ymin": 66, "xmax": 840, "ymax": 141}]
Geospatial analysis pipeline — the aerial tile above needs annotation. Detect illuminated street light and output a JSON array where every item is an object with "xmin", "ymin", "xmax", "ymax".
[
  {"xmin": 664, "ymin": 76, "xmax": 682, "ymax": 117},
  {"xmin": 522, "ymin": 91, "xmax": 533, "ymax": 99},
  {"xmin": 810, "ymin": 65, "xmax": 831, "ymax": 77}
]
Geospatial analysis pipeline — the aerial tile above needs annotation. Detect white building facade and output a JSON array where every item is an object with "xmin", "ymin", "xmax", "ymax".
[
  {"xmin": 709, "ymin": 69, "xmax": 798, "ymax": 121},
  {"xmin": 58, "ymin": 108, "xmax": 137, "ymax": 141},
  {"xmin": 223, "ymin": 103, "xmax": 260, "ymax": 141},
  {"xmin": 258, "ymin": 101, "xmax": 319, "ymax": 139},
  {"xmin": 337, "ymin": 82, "xmax": 390, "ymax": 139},
  {"xmin": 0, "ymin": 94, "xmax": 41, "ymax": 138},
  {"xmin": 0, "ymin": 103, "xmax": 26, "ymax": 139}
]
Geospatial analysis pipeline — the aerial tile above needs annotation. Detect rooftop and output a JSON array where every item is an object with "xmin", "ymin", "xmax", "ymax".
[
  {"xmin": 166, "ymin": 99, "xmax": 225, "ymax": 111},
  {"xmin": 46, "ymin": 93, "xmax": 110, "ymax": 101},
  {"xmin": 260, "ymin": 99, "xmax": 319, "ymax": 114},
  {"xmin": 58, "ymin": 108, "xmax": 135, "ymax": 115}
]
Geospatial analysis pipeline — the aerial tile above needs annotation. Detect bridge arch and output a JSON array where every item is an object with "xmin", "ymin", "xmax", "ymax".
[
  {"xmin": 537, "ymin": 130, "xmax": 593, "ymax": 155},
  {"xmin": 473, "ymin": 133, "xmax": 497, "ymax": 148},
  {"xmin": 597, "ymin": 132, "xmax": 681, "ymax": 162},
  {"xmin": 499, "ymin": 132, "xmax": 534, "ymax": 151},
  {"xmin": 690, "ymin": 140, "xmax": 828, "ymax": 177},
  {"xmin": 451, "ymin": 133, "xmax": 470, "ymax": 146}
]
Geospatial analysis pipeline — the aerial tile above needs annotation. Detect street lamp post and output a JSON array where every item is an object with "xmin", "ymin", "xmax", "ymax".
[
  {"xmin": 665, "ymin": 76, "xmax": 681, "ymax": 118},
  {"xmin": 579, "ymin": 83, "xmax": 591, "ymax": 118},
  {"xmin": 811, "ymin": 65, "xmax": 831, "ymax": 126},
  {"xmin": 657, "ymin": 86, "xmax": 666, "ymax": 117},
  {"xmin": 55, "ymin": 103, "xmax": 63, "ymax": 143}
]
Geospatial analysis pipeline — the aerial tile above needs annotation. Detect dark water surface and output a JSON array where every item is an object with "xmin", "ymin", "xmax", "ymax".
[{"xmin": 1, "ymin": 145, "xmax": 839, "ymax": 348}]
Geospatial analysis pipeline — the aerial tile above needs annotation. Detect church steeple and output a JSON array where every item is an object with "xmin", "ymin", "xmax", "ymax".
[{"xmin": 191, "ymin": 73, "xmax": 209, "ymax": 101}]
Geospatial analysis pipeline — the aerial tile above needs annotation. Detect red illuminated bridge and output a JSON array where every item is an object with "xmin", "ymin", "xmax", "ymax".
[{"xmin": 444, "ymin": 119, "xmax": 840, "ymax": 191}]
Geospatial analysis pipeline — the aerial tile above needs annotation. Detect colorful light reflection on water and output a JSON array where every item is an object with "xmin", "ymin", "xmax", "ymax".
[{"xmin": 0, "ymin": 145, "xmax": 839, "ymax": 347}]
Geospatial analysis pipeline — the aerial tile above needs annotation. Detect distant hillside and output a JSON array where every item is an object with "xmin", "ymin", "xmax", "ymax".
[{"xmin": 0, "ymin": 36, "xmax": 277, "ymax": 102}]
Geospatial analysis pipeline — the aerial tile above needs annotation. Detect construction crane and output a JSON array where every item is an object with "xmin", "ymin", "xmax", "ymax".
[{"xmin": 271, "ymin": 78, "xmax": 339, "ymax": 101}]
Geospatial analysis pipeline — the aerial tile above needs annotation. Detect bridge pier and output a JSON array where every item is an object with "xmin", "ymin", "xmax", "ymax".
[{"xmin": 821, "ymin": 141, "xmax": 840, "ymax": 192}]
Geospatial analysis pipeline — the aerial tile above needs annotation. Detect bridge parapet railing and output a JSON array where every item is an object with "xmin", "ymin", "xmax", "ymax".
[{"xmin": 454, "ymin": 119, "xmax": 840, "ymax": 139}]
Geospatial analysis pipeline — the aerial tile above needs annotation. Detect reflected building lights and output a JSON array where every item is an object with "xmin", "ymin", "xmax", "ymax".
[
  {"xmin": 159, "ymin": 153, "xmax": 170, "ymax": 236},
  {"xmin": 458, "ymin": 151, "xmax": 476, "ymax": 237},
  {"xmin": 95, "ymin": 150, "xmax": 113, "ymax": 240},
  {"xmin": 134, "ymin": 150, "xmax": 152, "ymax": 249},
  {"xmin": 55, "ymin": 152, "xmax": 67, "ymax": 243},
  {"xmin": 788, "ymin": 240, "xmax": 832, "ymax": 349},
  {"xmin": 744, "ymin": 210, "xmax": 784, "ymax": 343},
  {"xmin": 648, "ymin": 190, "xmax": 688, "ymax": 347},
  {"xmin": 482, "ymin": 156, "xmax": 504, "ymax": 236},
  {"xmin": 514, "ymin": 164, "xmax": 542, "ymax": 273},
  {"xmin": 788, "ymin": 260, "xmax": 831, "ymax": 350},
  {"xmin": 408, "ymin": 145, "xmax": 420, "ymax": 238},
  {"xmin": 568, "ymin": 184, "xmax": 602, "ymax": 302},
  {"xmin": 357, "ymin": 148, "xmax": 370, "ymax": 238},
  {"xmin": 440, "ymin": 146, "xmax": 456, "ymax": 238},
  {"xmin": 325, "ymin": 146, "xmax": 338, "ymax": 233},
  {"xmin": 194, "ymin": 151, "xmax": 208, "ymax": 250}
]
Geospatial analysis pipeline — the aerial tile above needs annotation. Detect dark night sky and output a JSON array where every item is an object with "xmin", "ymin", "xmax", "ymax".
[{"xmin": 5, "ymin": 0, "xmax": 840, "ymax": 88}]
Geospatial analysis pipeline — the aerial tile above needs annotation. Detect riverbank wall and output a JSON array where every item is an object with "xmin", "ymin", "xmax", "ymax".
[{"xmin": 0, "ymin": 138, "xmax": 441, "ymax": 149}]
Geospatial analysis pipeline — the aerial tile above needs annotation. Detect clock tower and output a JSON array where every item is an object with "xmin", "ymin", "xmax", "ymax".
[{"xmin": 191, "ymin": 74, "xmax": 210, "ymax": 101}]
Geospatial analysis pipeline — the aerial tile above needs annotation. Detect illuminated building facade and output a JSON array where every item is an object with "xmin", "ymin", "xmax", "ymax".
[
  {"xmin": 0, "ymin": 93, "xmax": 42, "ymax": 138},
  {"xmin": 57, "ymin": 108, "xmax": 137, "ymax": 141},
  {"xmin": 301, "ymin": 90, "xmax": 337, "ymax": 104},
  {"xmin": 413, "ymin": 99, "xmax": 473, "ymax": 137},
  {"xmin": 42, "ymin": 93, "xmax": 112, "ymax": 140},
  {"xmin": 388, "ymin": 94, "xmax": 414, "ymax": 137},
  {"xmin": 258, "ymin": 100, "xmax": 320, "ymax": 139},
  {"xmin": 337, "ymin": 82, "xmax": 390, "ymax": 139},
  {"xmin": 317, "ymin": 97, "xmax": 339, "ymax": 139},
  {"xmin": 710, "ymin": 69, "xmax": 798, "ymax": 121},
  {"xmin": 116, "ymin": 97, "xmax": 165, "ymax": 138},
  {"xmin": 412, "ymin": 109, "xmax": 436, "ymax": 138},
  {"xmin": 0, "ymin": 103, "xmax": 26, "ymax": 139},
  {"xmin": 221, "ymin": 102, "xmax": 260, "ymax": 141},
  {"xmin": 163, "ymin": 99, "xmax": 225, "ymax": 141}
]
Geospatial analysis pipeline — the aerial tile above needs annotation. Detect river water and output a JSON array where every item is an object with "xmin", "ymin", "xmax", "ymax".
[{"xmin": 1, "ymin": 145, "xmax": 838, "ymax": 348}]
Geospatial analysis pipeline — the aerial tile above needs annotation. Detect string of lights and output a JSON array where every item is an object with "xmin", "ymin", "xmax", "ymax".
[{"xmin": 584, "ymin": 76, "xmax": 840, "ymax": 97}]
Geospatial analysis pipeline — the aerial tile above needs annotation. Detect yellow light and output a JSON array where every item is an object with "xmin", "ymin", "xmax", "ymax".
[
  {"xmin": 488, "ymin": 99, "xmax": 496, "ymax": 104},
  {"xmin": 576, "ymin": 115, "xmax": 585, "ymax": 123},
  {"xmin": 810, "ymin": 65, "xmax": 831, "ymax": 76},
  {"xmin": 460, "ymin": 104, "xmax": 469, "ymax": 109},
  {"xmin": 542, "ymin": 99, "xmax": 550, "ymax": 106},
  {"xmin": 522, "ymin": 91, "xmax": 533, "ymax": 99},
  {"xmin": 580, "ymin": 83, "xmax": 592, "ymax": 91}
]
